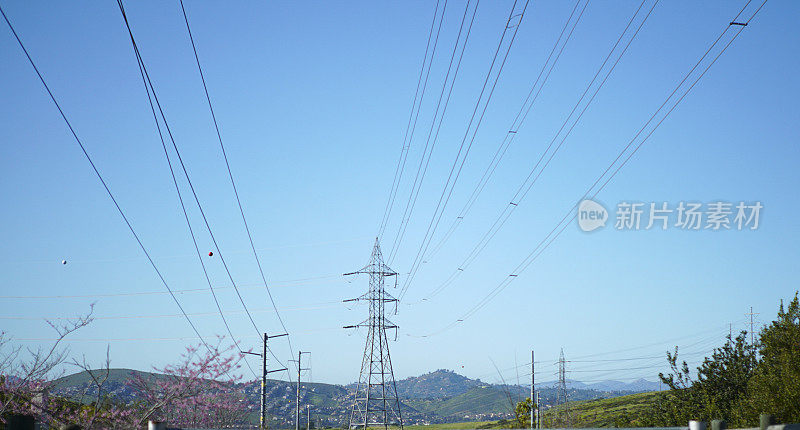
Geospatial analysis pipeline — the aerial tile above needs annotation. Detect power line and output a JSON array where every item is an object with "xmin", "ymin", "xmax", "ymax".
[
  {"xmin": 425, "ymin": 0, "xmax": 588, "ymax": 261},
  {"xmin": 2, "ymin": 237, "xmax": 368, "ymax": 266},
  {"xmin": 463, "ymin": 324, "xmax": 736, "ymax": 382},
  {"xmin": 418, "ymin": 0, "xmax": 765, "ymax": 336},
  {"xmin": 489, "ymin": 356, "xmax": 517, "ymax": 414},
  {"xmin": 386, "ymin": 0, "xmax": 477, "ymax": 263},
  {"xmin": 398, "ymin": 0, "xmax": 531, "ymax": 298},
  {"xmin": 117, "ymin": 0, "xmax": 297, "ymax": 379},
  {"xmin": 116, "ymin": 0, "xmax": 263, "ymax": 337},
  {"xmin": 568, "ymin": 362, "xmax": 691, "ymax": 374},
  {"xmin": 474, "ymin": 355, "xmax": 664, "ymax": 380},
  {"xmin": 177, "ymin": 0, "xmax": 297, "ymax": 375},
  {"xmin": 565, "ymin": 322, "xmax": 744, "ymax": 361},
  {"xmin": 0, "ymin": 3, "xmax": 211, "ymax": 353},
  {"xmin": 1, "ymin": 301, "xmax": 343, "ymax": 321},
  {"xmin": 490, "ymin": 337, "xmax": 725, "ymax": 388},
  {"xmin": 116, "ymin": 0, "xmax": 259, "ymax": 378},
  {"xmin": 417, "ymin": 0, "xmax": 657, "ymax": 303},
  {"xmin": 514, "ymin": 346, "xmax": 719, "ymax": 380},
  {"xmin": 394, "ymin": 0, "xmax": 528, "ymax": 271},
  {"xmin": 0, "ymin": 274, "xmax": 342, "ymax": 300},
  {"xmin": 12, "ymin": 327, "xmax": 340, "ymax": 343},
  {"xmin": 378, "ymin": 0, "xmax": 444, "ymax": 239}
]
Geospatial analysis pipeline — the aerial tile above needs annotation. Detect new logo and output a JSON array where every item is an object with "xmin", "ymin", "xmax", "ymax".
[{"xmin": 578, "ymin": 199, "xmax": 607, "ymax": 232}]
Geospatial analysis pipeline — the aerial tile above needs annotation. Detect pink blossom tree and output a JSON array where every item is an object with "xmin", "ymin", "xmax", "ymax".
[
  {"xmin": 2, "ymin": 308, "xmax": 252, "ymax": 429},
  {"xmin": 0, "ymin": 306, "xmax": 94, "ymax": 426},
  {"xmin": 128, "ymin": 337, "xmax": 251, "ymax": 428}
]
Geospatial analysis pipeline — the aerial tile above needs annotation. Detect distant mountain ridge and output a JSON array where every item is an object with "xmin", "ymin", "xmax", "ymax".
[
  {"xmin": 533, "ymin": 377, "xmax": 660, "ymax": 393},
  {"xmin": 51, "ymin": 368, "xmax": 658, "ymax": 427}
]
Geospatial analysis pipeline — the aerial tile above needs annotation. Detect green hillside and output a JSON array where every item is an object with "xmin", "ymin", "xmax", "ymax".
[
  {"xmin": 396, "ymin": 369, "xmax": 483, "ymax": 399},
  {"xmin": 303, "ymin": 381, "xmax": 349, "ymax": 409},
  {"xmin": 542, "ymin": 391, "xmax": 660, "ymax": 428},
  {"xmin": 405, "ymin": 386, "xmax": 516, "ymax": 421},
  {"xmin": 52, "ymin": 368, "xmax": 159, "ymax": 388},
  {"xmin": 48, "ymin": 368, "xmax": 650, "ymax": 428},
  {"xmin": 437, "ymin": 387, "xmax": 515, "ymax": 417},
  {"xmin": 399, "ymin": 421, "xmax": 496, "ymax": 430}
]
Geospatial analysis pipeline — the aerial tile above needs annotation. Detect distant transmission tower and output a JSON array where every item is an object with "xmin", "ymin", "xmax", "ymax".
[
  {"xmin": 745, "ymin": 306, "xmax": 759, "ymax": 345},
  {"xmin": 556, "ymin": 348, "xmax": 571, "ymax": 428},
  {"xmin": 344, "ymin": 239, "xmax": 403, "ymax": 430}
]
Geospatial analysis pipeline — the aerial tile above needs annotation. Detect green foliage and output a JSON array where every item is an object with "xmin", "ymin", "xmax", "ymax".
[
  {"xmin": 404, "ymin": 386, "xmax": 512, "ymax": 418},
  {"xmin": 645, "ymin": 331, "xmax": 756, "ymax": 426},
  {"xmin": 642, "ymin": 292, "xmax": 800, "ymax": 427},
  {"xmin": 540, "ymin": 391, "xmax": 659, "ymax": 428},
  {"xmin": 394, "ymin": 421, "xmax": 495, "ymax": 430},
  {"xmin": 443, "ymin": 293, "xmax": 799, "ymax": 430},
  {"xmin": 494, "ymin": 418, "xmax": 514, "ymax": 428},
  {"xmin": 512, "ymin": 397, "xmax": 532, "ymax": 428},
  {"xmin": 737, "ymin": 293, "xmax": 800, "ymax": 423},
  {"xmin": 396, "ymin": 370, "xmax": 482, "ymax": 399}
]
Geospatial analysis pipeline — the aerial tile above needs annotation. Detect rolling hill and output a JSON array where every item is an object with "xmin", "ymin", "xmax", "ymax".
[
  {"xmin": 49, "ymin": 368, "xmax": 656, "ymax": 427},
  {"xmin": 541, "ymin": 391, "xmax": 661, "ymax": 428}
]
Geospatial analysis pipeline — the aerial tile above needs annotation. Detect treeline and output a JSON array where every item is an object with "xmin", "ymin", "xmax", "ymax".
[{"xmin": 640, "ymin": 292, "xmax": 800, "ymax": 427}]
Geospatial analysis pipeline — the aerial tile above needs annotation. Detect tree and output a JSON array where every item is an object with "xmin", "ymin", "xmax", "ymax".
[
  {"xmin": 643, "ymin": 332, "xmax": 756, "ymax": 426},
  {"xmin": 2, "ymin": 312, "xmax": 251, "ymax": 429},
  {"xmin": 644, "ymin": 292, "xmax": 800, "ymax": 427},
  {"xmin": 737, "ymin": 293, "xmax": 800, "ymax": 423},
  {"xmin": 693, "ymin": 332, "xmax": 756, "ymax": 423},
  {"xmin": 513, "ymin": 397, "xmax": 533, "ymax": 428},
  {"xmin": 128, "ymin": 337, "xmax": 250, "ymax": 428},
  {"xmin": 640, "ymin": 345, "xmax": 700, "ymax": 426},
  {"xmin": 0, "ymin": 306, "xmax": 95, "ymax": 427},
  {"xmin": 57, "ymin": 346, "xmax": 137, "ymax": 429}
]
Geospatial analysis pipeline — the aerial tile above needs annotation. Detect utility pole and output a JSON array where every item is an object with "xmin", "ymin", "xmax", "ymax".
[
  {"xmin": 344, "ymin": 239, "xmax": 404, "ymax": 430},
  {"xmin": 307, "ymin": 405, "xmax": 311, "ymax": 430},
  {"xmin": 530, "ymin": 350, "xmax": 534, "ymax": 430},
  {"xmin": 292, "ymin": 351, "xmax": 310, "ymax": 430},
  {"xmin": 242, "ymin": 333, "xmax": 288, "ymax": 430}
]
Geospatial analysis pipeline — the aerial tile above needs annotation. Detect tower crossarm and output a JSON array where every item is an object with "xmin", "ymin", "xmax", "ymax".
[{"xmin": 344, "ymin": 238, "xmax": 404, "ymax": 430}]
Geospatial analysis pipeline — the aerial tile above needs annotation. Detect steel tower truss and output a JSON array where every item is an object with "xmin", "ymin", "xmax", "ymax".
[{"xmin": 344, "ymin": 239, "xmax": 403, "ymax": 430}]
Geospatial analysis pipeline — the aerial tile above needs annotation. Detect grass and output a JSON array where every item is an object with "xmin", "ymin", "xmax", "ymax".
[
  {"xmin": 433, "ymin": 391, "xmax": 663, "ymax": 429},
  {"xmin": 540, "ymin": 391, "xmax": 661, "ymax": 428},
  {"xmin": 390, "ymin": 421, "xmax": 497, "ymax": 430},
  {"xmin": 404, "ymin": 386, "xmax": 515, "ymax": 419}
]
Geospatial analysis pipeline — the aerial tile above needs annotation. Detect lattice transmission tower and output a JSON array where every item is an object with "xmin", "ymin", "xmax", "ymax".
[
  {"xmin": 344, "ymin": 239, "xmax": 403, "ymax": 430},
  {"xmin": 556, "ymin": 348, "xmax": 571, "ymax": 428}
]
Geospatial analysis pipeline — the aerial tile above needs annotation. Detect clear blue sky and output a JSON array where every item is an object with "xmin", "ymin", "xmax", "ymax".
[{"xmin": 1, "ymin": 0, "xmax": 798, "ymax": 386}]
